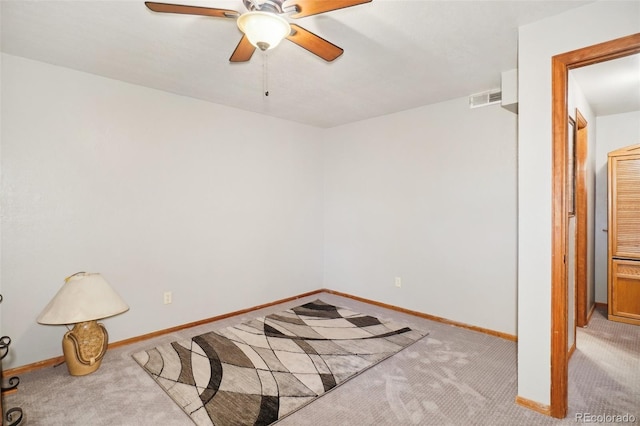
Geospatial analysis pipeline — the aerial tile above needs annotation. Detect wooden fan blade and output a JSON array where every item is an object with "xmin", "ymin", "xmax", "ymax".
[
  {"xmin": 284, "ymin": 0, "xmax": 372, "ymax": 19},
  {"xmin": 287, "ymin": 24, "xmax": 343, "ymax": 62},
  {"xmin": 229, "ymin": 35, "xmax": 256, "ymax": 62},
  {"xmin": 145, "ymin": 2, "xmax": 240, "ymax": 18}
]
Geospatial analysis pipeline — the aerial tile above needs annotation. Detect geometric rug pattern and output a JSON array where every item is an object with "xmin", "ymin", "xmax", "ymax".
[{"xmin": 132, "ymin": 299, "xmax": 428, "ymax": 425}]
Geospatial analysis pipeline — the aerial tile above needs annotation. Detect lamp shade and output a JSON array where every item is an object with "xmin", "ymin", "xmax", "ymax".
[
  {"xmin": 37, "ymin": 272, "xmax": 129, "ymax": 325},
  {"xmin": 237, "ymin": 11, "xmax": 291, "ymax": 51}
]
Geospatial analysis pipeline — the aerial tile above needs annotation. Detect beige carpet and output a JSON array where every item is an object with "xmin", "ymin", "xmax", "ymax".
[{"xmin": 4, "ymin": 293, "xmax": 639, "ymax": 425}]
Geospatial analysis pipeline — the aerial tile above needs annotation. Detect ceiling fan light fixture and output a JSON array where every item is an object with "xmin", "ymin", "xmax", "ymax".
[{"xmin": 237, "ymin": 11, "xmax": 291, "ymax": 51}]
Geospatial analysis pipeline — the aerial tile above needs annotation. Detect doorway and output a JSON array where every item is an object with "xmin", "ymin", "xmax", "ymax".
[
  {"xmin": 550, "ymin": 33, "xmax": 640, "ymax": 418},
  {"xmin": 574, "ymin": 109, "xmax": 589, "ymax": 329},
  {"xmin": 566, "ymin": 108, "xmax": 588, "ymax": 360}
]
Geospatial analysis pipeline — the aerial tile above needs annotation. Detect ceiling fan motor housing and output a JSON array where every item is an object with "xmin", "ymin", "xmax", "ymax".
[{"xmin": 243, "ymin": 0, "xmax": 286, "ymax": 13}]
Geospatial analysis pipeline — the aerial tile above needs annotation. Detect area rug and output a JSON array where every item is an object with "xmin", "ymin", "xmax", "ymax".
[{"xmin": 132, "ymin": 299, "xmax": 428, "ymax": 425}]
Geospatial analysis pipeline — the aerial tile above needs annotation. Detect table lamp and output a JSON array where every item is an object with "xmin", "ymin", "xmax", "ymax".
[{"xmin": 37, "ymin": 272, "xmax": 129, "ymax": 376}]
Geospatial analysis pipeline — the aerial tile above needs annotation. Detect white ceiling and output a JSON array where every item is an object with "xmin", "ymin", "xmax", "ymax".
[
  {"xmin": 3, "ymin": 0, "xmax": 625, "ymax": 128},
  {"xmin": 571, "ymin": 53, "xmax": 640, "ymax": 117}
]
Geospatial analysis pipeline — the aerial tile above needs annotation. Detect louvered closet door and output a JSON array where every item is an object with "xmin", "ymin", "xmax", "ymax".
[
  {"xmin": 611, "ymin": 154, "xmax": 640, "ymax": 259},
  {"xmin": 609, "ymin": 148, "xmax": 640, "ymax": 325}
]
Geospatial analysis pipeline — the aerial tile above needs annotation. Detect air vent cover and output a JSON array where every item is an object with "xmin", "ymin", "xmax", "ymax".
[{"xmin": 469, "ymin": 89, "xmax": 502, "ymax": 108}]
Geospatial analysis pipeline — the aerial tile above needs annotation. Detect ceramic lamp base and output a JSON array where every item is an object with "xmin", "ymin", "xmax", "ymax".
[{"xmin": 62, "ymin": 320, "xmax": 109, "ymax": 376}]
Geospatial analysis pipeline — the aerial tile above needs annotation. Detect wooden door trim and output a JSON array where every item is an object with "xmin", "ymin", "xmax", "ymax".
[
  {"xmin": 550, "ymin": 33, "xmax": 640, "ymax": 418},
  {"xmin": 575, "ymin": 109, "xmax": 588, "ymax": 328}
]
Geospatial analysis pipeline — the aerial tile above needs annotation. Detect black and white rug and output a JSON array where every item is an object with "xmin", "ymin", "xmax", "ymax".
[{"xmin": 133, "ymin": 299, "xmax": 428, "ymax": 425}]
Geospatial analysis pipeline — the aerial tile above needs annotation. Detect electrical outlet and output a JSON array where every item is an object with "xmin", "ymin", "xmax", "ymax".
[
  {"xmin": 163, "ymin": 291, "xmax": 172, "ymax": 305},
  {"xmin": 394, "ymin": 277, "xmax": 402, "ymax": 288}
]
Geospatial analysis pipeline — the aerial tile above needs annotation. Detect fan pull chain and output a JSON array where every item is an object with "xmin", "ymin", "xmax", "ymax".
[{"xmin": 263, "ymin": 52, "xmax": 269, "ymax": 97}]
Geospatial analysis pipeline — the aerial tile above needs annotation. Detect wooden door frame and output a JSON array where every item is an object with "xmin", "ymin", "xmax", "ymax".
[
  {"xmin": 575, "ymin": 109, "xmax": 588, "ymax": 328},
  {"xmin": 550, "ymin": 33, "xmax": 640, "ymax": 418}
]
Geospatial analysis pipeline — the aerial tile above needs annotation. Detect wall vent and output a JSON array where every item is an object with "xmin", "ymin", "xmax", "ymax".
[{"xmin": 469, "ymin": 89, "xmax": 502, "ymax": 108}]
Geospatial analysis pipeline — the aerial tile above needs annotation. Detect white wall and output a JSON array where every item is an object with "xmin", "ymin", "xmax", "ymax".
[
  {"xmin": 323, "ymin": 97, "xmax": 518, "ymax": 335},
  {"xmin": 2, "ymin": 52, "xmax": 521, "ymax": 371},
  {"xmin": 0, "ymin": 49, "xmax": 3, "ymax": 335},
  {"xmin": 595, "ymin": 110, "xmax": 640, "ymax": 302},
  {"xmin": 517, "ymin": 0, "xmax": 640, "ymax": 406},
  {"xmin": 1, "ymin": 54, "xmax": 325, "ymax": 369}
]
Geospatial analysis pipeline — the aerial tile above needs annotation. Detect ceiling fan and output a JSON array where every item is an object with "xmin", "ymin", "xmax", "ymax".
[{"xmin": 145, "ymin": 0, "xmax": 372, "ymax": 63}]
